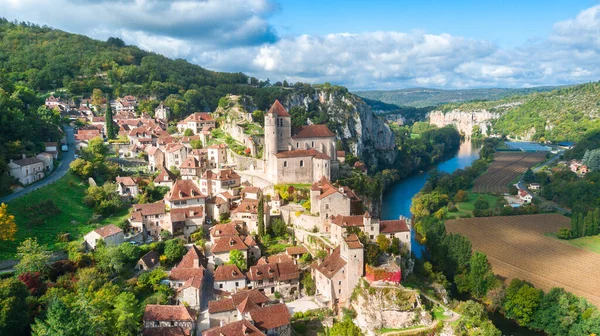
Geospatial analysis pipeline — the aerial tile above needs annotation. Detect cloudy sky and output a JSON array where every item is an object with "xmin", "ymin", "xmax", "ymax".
[{"xmin": 3, "ymin": 0, "xmax": 600, "ymax": 90}]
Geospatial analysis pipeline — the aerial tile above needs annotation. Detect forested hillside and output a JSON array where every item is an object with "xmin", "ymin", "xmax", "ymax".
[
  {"xmin": 355, "ymin": 86, "xmax": 560, "ymax": 108},
  {"xmin": 437, "ymin": 82, "xmax": 600, "ymax": 142}
]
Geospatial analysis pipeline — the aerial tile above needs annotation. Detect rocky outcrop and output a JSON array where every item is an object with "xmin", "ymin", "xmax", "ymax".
[
  {"xmin": 429, "ymin": 109, "xmax": 500, "ymax": 138},
  {"xmin": 285, "ymin": 89, "xmax": 397, "ymax": 170},
  {"xmin": 351, "ymin": 283, "xmax": 431, "ymax": 335}
]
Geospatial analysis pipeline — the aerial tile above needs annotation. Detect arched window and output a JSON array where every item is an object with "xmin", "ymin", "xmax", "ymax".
[
  {"xmin": 300, "ymin": 160, "xmax": 304, "ymax": 167},
  {"xmin": 283, "ymin": 161, "xmax": 287, "ymax": 167},
  {"xmin": 296, "ymin": 142, "xmax": 299, "ymax": 148},
  {"xmin": 312, "ymin": 141, "xmax": 314, "ymax": 147}
]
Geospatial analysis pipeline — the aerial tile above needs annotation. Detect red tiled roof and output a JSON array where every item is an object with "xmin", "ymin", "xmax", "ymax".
[
  {"xmin": 93, "ymin": 224, "xmax": 123, "ymax": 238},
  {"xmin": 143, "ymin": 327, "xmax": 189, "ymax": 336},
  {"xmin": 266, "ymin": 253, "xmax": 293, "ymax": 264},
  {"xmin": 181, "ymin": 276, "xmax": 203, "ymax": 290},
  {"xmin": 231, "ymin": 289, "xmax": 270, "ymax": 306},
  {"xmin": 246, "ymin": 264, "xmax": 278, "ymax": 281},
  {"xmin": 331, "ymin": 215, "xmax": 364, "ymax": 227},
  {"xmin": 211, "ymin": 235, "xmax": 248, "ymax": 254},
  {"xmin": 292, "ymin": 124, "xmax": 335, "ymax": 139},
  {"xmin": 276, "ymin": 261, "xmax": 300, "ymax": 281},
  {"xmin": 208, "ymin": 298, "xmax": 235, "ymax": 314},
  {"xmin": 203, "ymin": 169, "xmax": 241, "ymax": 181},
  {"xmin": 10, "ymin": 157, "xmax": 44, "ymax": 167},
  {"xmin": 249, "ymin": 304, "xmax": 290, "ymax": 331},
  {"xmin": 133, "ymin": 201, "xmax": 165, "ymax": 216},
  {"xmin": 170, "ymin": 206, "xmax": 204, "ymax": 222},
  {"xmin": 166, "ymin": 180, "xmax": 206, "ymax": 201},
  {"xmin": 116, "ymin": 176, "xmax": 136, "ymax": 186},
  {"xmin": 312, "ymin": 247, "xmax": 346, "ymax": 279},
  {"xmin": 203, "ymin": 319, "xmax": 265, "ymax": 336},
  {"xmin": 210, "ymin": 223, "xmax": 239, "ymax": 238},
  {"xmin": 274, "ymin": 149, "xmax": 329, "ymax": 159},
  {"xmin": 267, "ymin": 100, "xmax": 289, "ymax": 117},
  {"xmin": 170, "ymin": 245, "xmax": 206, "ymax": 282},
  {"xmin": 286, "ymin": 246, "xmax": 308, "ymax": 256},
  {"xmin": 231, "ymin": 199, "xmax": 259, "ymax": 214},
  {"xmin": 154, "ymin": 167, "xmax": 177, "ymax": 184},
  {"xmin": 143, "ymin": 305, "xmax": 195, "ymax": 322},
  {"xmin": 214, "ymin": 264, "xmax": 246, "ymax": 282},
  {"xmin": 139, "ymin": 250, "xmax": 160, "ymax": 269},
  {"xmin": 380, "ymin": 219, "xmax": 410, "ymax": 233},
  {"xmin": 180, "ymin": 112, "xmax": 214, "ymax": 123},
  {"xmin": 344, "ymin": 234, "xmax": 363, "ymax": 249}
]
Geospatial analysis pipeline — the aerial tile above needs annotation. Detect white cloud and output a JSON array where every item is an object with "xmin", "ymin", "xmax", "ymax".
[{"xmin": 2, "ymin": 1, "xmax": 600, "ymax": 89}]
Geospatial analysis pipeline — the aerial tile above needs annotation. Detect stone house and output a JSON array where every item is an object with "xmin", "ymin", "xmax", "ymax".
[
  {"xmin": 142, "ymin": 305, "xmax": 195, "ymax": 335},
  {"xmin": 200, "ymin": 169, "xmax": 241, "ymax": 197},
  {"xmin": 211, "ymin": 235, "xmax": 249, "ymax": 266},
  {"xmin": 285, "ymin": 246, "xmax": 309, "ymax": 260},
  {"xmin": 8, "ymin": 157, "xmax": 46, "ymax": 185},
  {"xmin": 153, "ymin": 166, "xmax": 177, "ymax": 188},
  {"xmin": 310, "ymin": 176, "xmax": 362, "ymax": 224},
  {"xmin": 164, "ymin": 143, "xmax": 188, "ymax": 169},
  {"xmin": 519, "ymin": 189, "xmax": 533, "ymax": 203},
  {"xmin": 147, "ymin": 147, "xmax": 164, "ymax": 172},
  {"xmin": 207, "ymin": 289, "xmax": 270, "ymax": 328},
  {"xmin": 155, "ymin": 102, "xmax": 170, "ymax": 120},
  {"xmin": 205, "ymin": 196, "xmax": 231, "ymax": 222},
  {"xmin": 164, "ymin": 206, "xmax": 205, "ymax": 238},
  {"xmin": 241, "ymin": 186, "xmax": 262, "ymax": 200},
  {"xmin": 202, "ymin": 319, "xmax": 264, "ymax": 336},
  {"xmin": 209, "ymin": 223, "xmax": 241, "ymax": 244},
  {"xmin": 130, "ymin": 201, "xmax": 166, "ymax": 239},
  {"xmin": 170, "ymin": 245, "xmax": 206, "ymax": 309},
  {"xmin": 116, "ymin": 176, "xmax": 139, "ymax": 198},
  {"xmin": 44, "ymin": 142, "xmax": 59, "ymax": 158},
  {"xmin": 137, "ymin": 250, "xmax": 160, "ymax": 271},
  {"xmin": 231, "ymin": 199, "xmax": 261, "ymax": 235},
  {"xmin": 246, "ymin": 261, "xmax": 300, "ymax": 299},
  {"xmin": 180, "ymin": 156, "xmax": 205, "ymax": 181},
  {"xmin": 249, "ymin": 303, "xmax": 291, "ymax": 336},
  {"xmin": 312, "ymin": 234, "xmax": 363, "ymax": 307},
  {"xmin": 36, "ymin": 152, "xmax": 55, "ymax": 171},
  {"xmin": 213, "ymin": 264, "xmax": 247, "ymax": 294},
  {"xmin": 330, "ymin": 212, "xmax": 411, "ymax": 252},
  {"xmin": 83, "ymin": 224, "xmax": 124, "ymax": 250},
  {"xmin": 164, "ymin": 180, "xmax": 206, "ymax": 209},
  {"xmin": 206, "ymin": 143, "xmax": 228, "ymax": 169},
  {"xmin": 177, "ymin": 112, "xmax": 216, "ymax": 135}
]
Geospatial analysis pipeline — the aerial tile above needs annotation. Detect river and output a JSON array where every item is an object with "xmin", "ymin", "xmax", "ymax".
[
  {"xmin": 381, "ymin": 140, "xmax": 545, "ymax": 336},
  {"xmin": 381, "ymin": 140, "xmax": 480, "ymax": 258}
]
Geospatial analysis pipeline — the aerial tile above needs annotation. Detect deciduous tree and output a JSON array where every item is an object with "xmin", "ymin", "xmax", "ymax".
[
  {"xmin": 0, "ymin": 203, "xmax": 17, "ymax": 241},
  {"xmin": 0, "ymin": 278, "xmax": 30, "ymax": 336},
  {"xmin": 15, "ymin": 238, "xmax": 51, "ymax": 275},
  {"xmin": 227, "ymin": 249, "xmax": 247, "ymax": 271}
]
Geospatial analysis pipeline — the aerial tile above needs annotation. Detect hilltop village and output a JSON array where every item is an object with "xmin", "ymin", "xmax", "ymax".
[{"xmin": 30, "ymin": 94, "xmax": 414, "ymax": 336}]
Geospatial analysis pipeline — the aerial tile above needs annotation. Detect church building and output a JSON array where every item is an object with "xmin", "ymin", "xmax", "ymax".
[{"xmin": 264, "ymin": 100, "xmax": 339, "ymax": 184}]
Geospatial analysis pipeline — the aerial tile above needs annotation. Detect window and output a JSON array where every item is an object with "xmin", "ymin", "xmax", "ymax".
[
  {"xmin": 235, "ymin": 282, "xmax": 239, "ymax": 287},
  {"xmin": 296, "ymin": 142, "xmax": 299, "ymax": 148},
  {"xmin": 300, "ymin": 160, "xmax": 304, "ymax": 167},
  {"xmin": 312, "ymin": 141, "xmax": 314, "ymax": 147},
  {"xmin": 325, "ymin": 204, "xmax": 329, "ymax": 210},
  {"xmin": 283, "ymin": 161, "xmax": 287, "ymax": 167},
  {"xmin": 339, "ymin": 281, "xmax": 342, "ymax": 285},
  {"xmin": 339, "ymin": 289, "xmax": 341, "ymax": 294},
  {"xmin": 219, "ymin": 284, "xmax": 223, "ymax": 289}
]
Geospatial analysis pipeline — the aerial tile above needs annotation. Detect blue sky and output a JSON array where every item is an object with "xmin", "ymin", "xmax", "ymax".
[
  {"xmin": 272, "ymin": 0, "xmax": 596, "ymax": 46},
  {"xmin": 2, "ymin": 0, "xmax": 600, "ymax": 90}
]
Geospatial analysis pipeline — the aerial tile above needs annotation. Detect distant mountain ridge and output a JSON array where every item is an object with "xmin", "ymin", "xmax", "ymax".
[{"xmin": 354, "ymin": 86, "xmax": 565, "ymax": 108}]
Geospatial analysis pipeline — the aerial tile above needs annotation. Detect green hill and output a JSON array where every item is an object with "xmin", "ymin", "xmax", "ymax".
[
  {"xmin": 437, "ymin": 82, "xmax": 600, "ymax": 142},
  {"xmin": 355, "ymin": 86, "xmax": 562, "ymax": 108}
]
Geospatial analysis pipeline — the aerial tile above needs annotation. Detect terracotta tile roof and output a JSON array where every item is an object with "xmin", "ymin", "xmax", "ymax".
[
  {"xmin": 246, "ymin": 264, "xmax": 278, "ymax": 281},
  {"xmin": 344, "ymin": 234, "xmax": 363, "ymax": 249},
  {"xmin": 170, "ymin": 206, "xmax": 204, "ymax": 222},
  {"xmin": 231, "ymin": 289, "xmax": 270, "ymax": 306},
  {"xmin": 292, "ymin": 124, "xmax": 335, "ymax": 139},
  {"xmin": 274, "ymin": 148, "xmax": 330, "ymax": 160},
  {"xmin": 170, "ymin": 245, "xmax": 206, "ymax": 282},
  {"xmin": 180, "ymin": 112, "xmax": 214, "ymax": 123},
  {"xmin": 166, "ymin": 180, "xmax": 206, "ymax": 201},
  {"xmin": 143, "ymin": 327, "xmax": 190, "ymax": 336},
  {"xmin": 241, "ymin": 186, "xmax": 260, "ymax": 194},
  {"xmin": 208, "ymin": 143, "xmax": 228, "ymax": 149},
  {"xmin": 139, "ymin": 250, "xmax": 160, "ymax": 269},
  {"xmin": 116, "ymin": 176, "xmax": 136, "ymax": 186},
  {"xmin": 250, "ymin": 304, "xmax": 290, "ymax": 331},
  {"xmin": 208, "ymin": 298, "xmax": 235, "ymax": 314},
  {"xmin": 203, "ymin": 169, "xmax": 241, "ymax": 181},
  {"xmin": 210, "ymin": 223, "xmax": 239, "ymax": 238},
  {"xmin": 266, "ymin": 253, "xmax": 293, "ymax": 264},
  {"xmin": 243, "ymin": 236, "xmax": 257, "ymax": 247},
  {"xmin": 276, "ymin": 261, "xmax": 300, "ymax": 281},
  {"xmin": 143, "ymin": 305, "xmax": 195, "ymax": 322},
  {"xmin": 312, "ymin": 247, "xmax": 346, "ymax": 279},
  {"xmin": 267, "ymin": 100, "xmax": 289, "ymax": 117},
  {"xmin": 93, "ymin": 224, "xmax": 123, "ymax": 238},
  {"xmin": 342, "ymin": 186, "xmax": 361, "ymax": 202},
  {"xmin": 231, "ymin": 199, "xmax": 259, "ymax": 214},
  {"xmin": 211, "ymin": 235, "xmax": 248, "ymax": 254},
  {"xmin": 203, "ymin": 319, "xmax": 265, "ymax": 336},
  {"xmin": 380, "ymin": 219, "xmax": 410, "ymax": 233},
  {"xmin": 286, "ymin": 246, "xmax": 308, "ymax": 256},
  {"xmin": 11, "ymin": 157, "xmax": 44, "ymax": 166},
  {"xmin": 154, "ymin": 167, "xmax": 177, "ymax": 184},
  {"xmin": 214, "ymin": 264, "xmax": 246, "ymax": 282},
  {"xmin": 181, "ymin": 276, "xmax": 202, "ymax": 290},
  {"xmin": 331, "ymin": 215, "xmax": 364, "ymax": 227},
  {"xmin": 237, "ymin": 297, "xmax": 260, "ymax": 313},
  {"xmin": 337, "ymin": 150, "xmax": 346, "ymax": 158},
  {"xmin": 165, "ymin": 143, "xmax": 184, "ymax": 153},
  {"xmin": 133, "ymin": 201, "xmax": 165, "ymax": 216},
  {"xmin": 317, "ymin": 186, "xmax": 340, "ymax": 200}
]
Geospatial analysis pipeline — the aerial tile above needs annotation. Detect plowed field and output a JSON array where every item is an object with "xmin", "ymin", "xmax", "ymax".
[
  {"xmin": 472, "ymin": 152, "xmax": 547, "ymax": 194},
  {"xmin": 446, "ymin": 214, "xmax": 600, "ymax": 307}
]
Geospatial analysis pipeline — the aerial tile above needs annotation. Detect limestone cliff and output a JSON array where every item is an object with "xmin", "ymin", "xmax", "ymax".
[
  {"xmin": 284, "ymin": 88, "xmax": 397, "ymax": 170},
  {"xmin": 428, "ymin": 109, "xmax": 503, "ymax": 138},
  {"xmin": 350, "ymin": 282, "xmax": 431, "ymax": 334}
]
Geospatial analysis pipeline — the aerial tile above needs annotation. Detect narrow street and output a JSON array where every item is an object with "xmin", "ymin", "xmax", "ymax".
[{"xmin": 0, "ymin": 125, "xmax": 75, "ymax": 203}]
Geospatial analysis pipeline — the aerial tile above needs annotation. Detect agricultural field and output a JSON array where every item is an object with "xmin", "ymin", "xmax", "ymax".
[
  {"xmin": 446, "ymin": 214, "xmax": 600, "ymax": 307},
  {"xmin": 472, "ymin": 152, "xmax": 547, "ymax": 194},
  {"xmin": 446, "ymin": 192, "xmax": 501, "ymax": 219}
]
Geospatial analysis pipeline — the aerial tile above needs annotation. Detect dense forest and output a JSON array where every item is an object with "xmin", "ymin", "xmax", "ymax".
[{"xmin": 438, "ymin": 82, "xmax": 600, "ymax": 142}]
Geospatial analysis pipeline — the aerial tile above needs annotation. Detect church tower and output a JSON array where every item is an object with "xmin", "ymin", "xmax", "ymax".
[{"xmin": 264, "ymin": 105, "xmax": 278, "ymax": 178}]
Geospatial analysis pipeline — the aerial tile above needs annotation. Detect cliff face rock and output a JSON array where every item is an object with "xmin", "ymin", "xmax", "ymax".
[
  {"xmin": 351, "ymin": 284, "xmax": 430, "ymax": 334},
  {"xmin": 429, "ymin": 109, "xmax": 500, "ymax": 138},
  {"xmin": 285, "ymin": 89, "xmax": 397, "ymax": 169}
]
